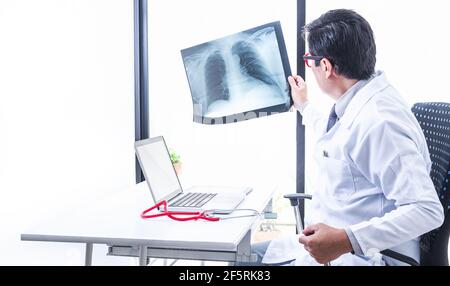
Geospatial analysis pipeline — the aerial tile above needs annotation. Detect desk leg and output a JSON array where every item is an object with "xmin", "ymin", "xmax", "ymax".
[
  {"xmin": 139, "ymin": 245, "xmax": 148, "ymax": 266},
  {"xmin": 85, "ymin": 243, "xmax": 93, "ymax": 266},
  {"xmin": 233, "ymin": 230, "xmax": 256, "ymax": 265}
]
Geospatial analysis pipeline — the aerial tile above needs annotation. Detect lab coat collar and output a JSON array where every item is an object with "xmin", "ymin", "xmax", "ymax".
[
  {"xmin": 340, "ymin": 71, "xmax": 390, "ymax": 129},
  {"xmin": 335, "ymin": 79, "xmax": 369, "ymax": 119}
]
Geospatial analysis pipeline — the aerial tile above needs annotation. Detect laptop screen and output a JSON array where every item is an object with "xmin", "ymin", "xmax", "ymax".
[{"xmin": 135, "ymin": 137, "xmax": 182, "ymax": 203}]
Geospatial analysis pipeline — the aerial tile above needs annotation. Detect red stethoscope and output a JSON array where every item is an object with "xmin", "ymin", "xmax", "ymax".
[{"xmin": 140, "ymin": 200, "xmax": 220, "ymax": 222}]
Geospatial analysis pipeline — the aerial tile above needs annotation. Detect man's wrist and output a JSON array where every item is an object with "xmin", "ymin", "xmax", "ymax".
[
  {"xmin": 295, "ymin": 100, "xmax": 309, "ymax": 113},
  {"xmin": 344, "ymin": 228, "xmax": 364, "ymax": 256},
  {"xmin": 339, "ymin": 228, "xmax": 354, "ymax": 254}
]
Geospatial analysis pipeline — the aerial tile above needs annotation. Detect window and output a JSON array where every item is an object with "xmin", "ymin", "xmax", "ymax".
[
  {"xmin": 0, "ymin": 0, "xmax": 135, "ymax": 265},
  {"xmin": 147, "ymin": 0, "xmax": 299, "ymax": 236}
]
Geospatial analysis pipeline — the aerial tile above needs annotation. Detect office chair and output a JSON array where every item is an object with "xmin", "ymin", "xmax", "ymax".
[{"xmin": 285, "ymin": 102, "xmax": 450, "ymax": 266}]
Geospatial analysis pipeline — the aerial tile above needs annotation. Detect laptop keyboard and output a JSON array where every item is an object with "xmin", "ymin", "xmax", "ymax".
[{"xmin": 169, "ymin": 192, "xmax": 217, "ymax": 208}]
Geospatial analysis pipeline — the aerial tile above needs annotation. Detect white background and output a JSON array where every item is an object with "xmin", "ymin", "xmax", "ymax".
[
  {"xmin": 0, "ymin": 0, "xmax": 135, "ymax": 265},
  {"xmin": 0, "ymin": 0, "xmax": 448, "ymax": 265}
]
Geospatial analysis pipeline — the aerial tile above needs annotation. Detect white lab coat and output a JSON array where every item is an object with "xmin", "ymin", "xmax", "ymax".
[{"xmin": 263, "ymin": 71, "xmax": 445, "ymax": 266}]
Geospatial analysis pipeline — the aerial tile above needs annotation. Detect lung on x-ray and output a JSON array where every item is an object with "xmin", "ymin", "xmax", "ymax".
[{"xmin": 181, "ymin": 21, "xmax": 292, "ymax": 124}]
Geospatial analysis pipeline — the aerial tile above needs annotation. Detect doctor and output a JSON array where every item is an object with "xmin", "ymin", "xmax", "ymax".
[{"xmin": 247, "ymin": 9, "xmax": 445, "ymax": 266}]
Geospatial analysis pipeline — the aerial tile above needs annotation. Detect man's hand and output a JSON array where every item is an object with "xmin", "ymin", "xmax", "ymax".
[
  {"xmin": 298, "ymin": 223, "xmax": 353, "ymax": 264},
  {"xmin": 288, "ymin": 75, "xmax": 308, "ymax": 109}
]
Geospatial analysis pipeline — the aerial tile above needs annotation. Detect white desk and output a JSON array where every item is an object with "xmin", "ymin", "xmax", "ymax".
[{"xmin": 21, "ymin": 182, "xmax": 275, "ymax": 265}]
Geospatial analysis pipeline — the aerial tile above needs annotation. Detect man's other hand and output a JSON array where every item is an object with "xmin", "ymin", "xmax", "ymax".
[{"xmin": 298, "ymin": 223, "xmax": 353, "ymax": 264}]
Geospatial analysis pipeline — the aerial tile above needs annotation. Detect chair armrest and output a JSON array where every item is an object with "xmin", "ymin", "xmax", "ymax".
[
  {"xmin": 284, "ymin": 193, "xmax": 312, "ymax": 206},
  {"xmin": 380, "ymin": 249, "xmax": 420, "ymax": 266},
  {"xmin": 284, "ymin": 194, "xmax": 312, "ymax": 233}
]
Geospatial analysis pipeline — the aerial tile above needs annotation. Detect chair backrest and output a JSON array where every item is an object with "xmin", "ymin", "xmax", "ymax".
[{"xmin": 411, "ymin": 102, "xmax": 450, "ymax": 266}]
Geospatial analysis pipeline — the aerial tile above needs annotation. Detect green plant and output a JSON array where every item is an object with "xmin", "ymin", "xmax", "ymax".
[{"xmin": 169, "ymin": 149, "xmax": 181, "ymax": 164}]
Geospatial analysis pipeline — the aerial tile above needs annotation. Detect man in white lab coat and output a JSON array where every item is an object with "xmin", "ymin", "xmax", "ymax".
[{"xmin": 245, "ymin": 9, "xmax": 445, "ymax": 266}]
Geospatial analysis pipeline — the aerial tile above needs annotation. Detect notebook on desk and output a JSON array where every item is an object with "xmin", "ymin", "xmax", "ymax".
[{"xmin": 135, "ymin": 136, "xmax": 252, "ymax": 214}]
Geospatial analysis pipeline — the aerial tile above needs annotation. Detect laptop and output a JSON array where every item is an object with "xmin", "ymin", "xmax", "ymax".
[{"xmin": 135, "ymin": 136, "xmax": 251, "ymax": 213}]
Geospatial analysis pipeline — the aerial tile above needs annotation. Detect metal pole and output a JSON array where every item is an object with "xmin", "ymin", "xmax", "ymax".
[
  {"xmin": 85, "ymin": 243, "xmax": 93, "ymax": 266},
  {"xmin": 134, "ymin": 0, "xmax": 149, "ymax": 183},
  {"xmin": 296, "ymin": 0, "xmax": 307, "ymax": 231},
  {"xmin": 139, "ymin": 245, "xmax": 148, "ymax": 266},
  {"xmin": 293, "ymin": 205, "xmax": 304, "ymax": 233}
]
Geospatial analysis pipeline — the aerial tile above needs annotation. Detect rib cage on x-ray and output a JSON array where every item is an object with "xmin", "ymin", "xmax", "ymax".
[
  {"xmin": 231, "ymin": 41, "xmax": 282, "ymax": 92},
  {"xmin": 204, "ymin": 41, "xmax": 283, "ymax": 111},
  {"xmin": 204, "ymin": 51, "xmax": 230, "ymax": 108},
  {"xmin": 182, "ymin": 24, "xmax": 291, "ymax": 121}
]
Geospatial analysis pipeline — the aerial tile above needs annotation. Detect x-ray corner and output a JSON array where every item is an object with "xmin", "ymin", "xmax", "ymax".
[{"xmin": 181, "ymin": 21, "xmax": 292, "ymax": 124}]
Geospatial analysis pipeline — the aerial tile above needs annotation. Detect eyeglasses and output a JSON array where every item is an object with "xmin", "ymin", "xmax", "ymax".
[{"xmin": 303, "ymin": 53, "xmax": 324, "ymax": 68}]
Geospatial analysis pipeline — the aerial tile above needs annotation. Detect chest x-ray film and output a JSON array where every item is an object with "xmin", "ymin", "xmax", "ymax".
[{"xmin": 181, "ymin": 21, "xmax": 292, "ymax": 124}]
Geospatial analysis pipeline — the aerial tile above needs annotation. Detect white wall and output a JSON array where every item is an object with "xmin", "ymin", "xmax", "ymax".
[
  {"xmin": 0, "ymin": 0, "xmax": 135, "ymax": 265},
  {"xmin": 306, "ymin": 0, "xmax": 450, "ymax": 116}
]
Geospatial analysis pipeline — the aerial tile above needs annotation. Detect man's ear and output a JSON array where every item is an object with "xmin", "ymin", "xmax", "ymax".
[{"xmin": 320, "ymin": 58, "xmax": 333, "ymax": 79}]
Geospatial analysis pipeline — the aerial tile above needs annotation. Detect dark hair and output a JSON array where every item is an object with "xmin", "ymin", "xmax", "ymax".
[{"xmin": 304, "ymin": 9, "xmax": 376, "ymax": 80}]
